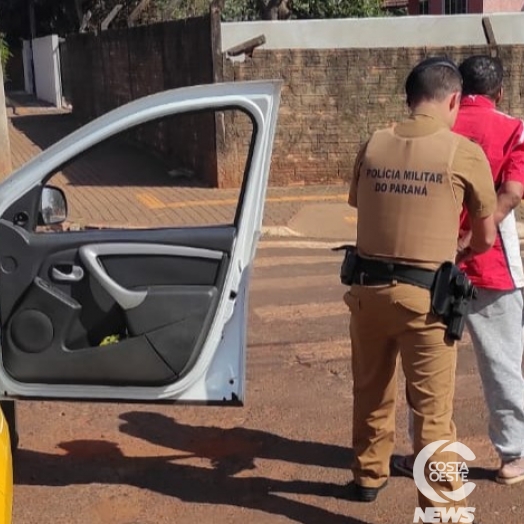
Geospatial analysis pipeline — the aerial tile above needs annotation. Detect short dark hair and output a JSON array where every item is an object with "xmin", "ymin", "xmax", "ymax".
[
  {"xmin": 459, "ymin": 55, "xmax": 503, "ymax": 99},
  {"xmin": 405, "ymin": 57, "xmax": 462, "ymax": 106}
]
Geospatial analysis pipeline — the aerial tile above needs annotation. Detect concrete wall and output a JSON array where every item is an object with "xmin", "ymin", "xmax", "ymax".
[
  {"xmin": 22, "ymin": 41, "xmax": 33, "ymax": 94},
  {"xmin": 0, "ymin": 62, "xmax": 12, "ymax": 177},
  {"xmin": 221, "ymin": 13, "xmax": 524, "ymax": 50},
  {"xmin": 30, "ymin": 35, "xmax": 62, "ymax": 106}
]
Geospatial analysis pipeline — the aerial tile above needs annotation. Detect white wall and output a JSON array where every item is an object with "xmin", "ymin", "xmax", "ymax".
[
  {"xmin": 23, "ymin": 35, "xmax": 62, "ymax": 107},
  {"xmin": 221, "ymin": 13, "xmax": 524, "ymax": 51},
  {"xmin": 22, "ymin": 40, "xmax": 33, "ymax": 94}
]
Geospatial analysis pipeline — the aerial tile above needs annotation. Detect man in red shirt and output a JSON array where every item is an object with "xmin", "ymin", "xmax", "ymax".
[{"xmin": 395, "ymin": 55, "xmax": 524, "ymax": 485}]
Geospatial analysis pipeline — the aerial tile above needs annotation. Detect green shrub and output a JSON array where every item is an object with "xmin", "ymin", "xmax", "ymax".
[
  {"xmin": 221, "ymin": 0, "xmax": 387, "ymax": 21},
  {"xmin": 0, "ymin": 34, "xmax": 11, "ymax": 79}
]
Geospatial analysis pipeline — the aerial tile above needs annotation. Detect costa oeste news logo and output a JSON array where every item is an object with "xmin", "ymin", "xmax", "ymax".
[{"xmin": 413, "ymin": 440, "xmax": 476, "ymax": 523}]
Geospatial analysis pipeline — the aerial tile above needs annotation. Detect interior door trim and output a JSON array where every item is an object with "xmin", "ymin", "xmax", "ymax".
[{"xmin": 79, "ymin": 243, "xmax": 224, "ymax": 310}]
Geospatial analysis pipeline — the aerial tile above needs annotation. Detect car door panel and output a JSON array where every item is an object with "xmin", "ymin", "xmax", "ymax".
[
  {"xmin": 5, "ymin": 275, "xmax": 176, "ymax": 385},
  {"xmin": 5, "ymin": 325, "xmax": 177, "ymax": 386},
  {"xmin": 0, "ymin": 222, "xmax": 235, "ymax": 320},
  {"xmin": 136, "ymin": 286, "xmax": 219, "ymax": 376},
  {"xmin": 0, "ymin": 81, "xmax": 281, "ymax": 403},
  {"xmin": 100, "ymin": 254, "xmax": 221, "ymax": 288},
  {"xmin": 40, "ymin": 249, "xmax": 127, "ymax": 350},
  {"xmin": 1, "ymin": 224, "xmax": 231, "ymax": 385}
]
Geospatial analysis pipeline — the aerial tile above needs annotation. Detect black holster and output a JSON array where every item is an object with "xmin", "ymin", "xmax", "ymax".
[
  {"xmin": 333, "ymin": 246, "xmax": 435, "ymax": 289},
  {"xmin": 332, "ymin": 245, "xmax": 358, "ymax": 285},
  {"xmin": 430, "ymin": 261, "xmax": 477, "ymax": 341},
  {"xmin": 333, "ymin": 246, "xmax": 476, "ymax": 341}
]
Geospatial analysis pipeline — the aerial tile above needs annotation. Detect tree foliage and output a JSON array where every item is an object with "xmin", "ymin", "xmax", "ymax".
[
  {"xmin": 147, "ymin": 0, "xmax": 211, "ymax": 21},
  {"xmin": 0, "ymin": 0, "xmax": 392, "ymax": 42},
  {"xmin": 221, "ymin": 0, "xmax": 386, "ymax": 21},
  {"xmin": 292, "ymin": 0, "xmax": 385, "ymax": 18}
]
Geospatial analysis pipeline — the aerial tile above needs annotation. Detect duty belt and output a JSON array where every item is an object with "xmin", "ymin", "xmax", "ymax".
[{"xmin": 354, "ymin": 258, "xmax": 436, "ymax": 290}]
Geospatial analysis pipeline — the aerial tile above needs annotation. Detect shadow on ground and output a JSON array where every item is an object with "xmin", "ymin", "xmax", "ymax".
[
  {"xmin": 389, "ymin": 454, "xmax": 494, "ymax": 482},
  {"xmin": 11, "ymin": 113, "xmax": 78, "ymax": 149},
  {"xmin": 118, "ymin": 411, "xmax": 353, "ymax": 474},
  {"xmin": 10, "ymin": 113, "xmax": 210, "ymax": 188},
  {"xmin": 14, "ymin": 412, "xmax": 369, "ymax": 524}
]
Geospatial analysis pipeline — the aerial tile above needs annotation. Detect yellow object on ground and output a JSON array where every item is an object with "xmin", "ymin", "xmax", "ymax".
[{"xmin": 0, "ymin": 408, "xmax": 12, "ymax": 524}]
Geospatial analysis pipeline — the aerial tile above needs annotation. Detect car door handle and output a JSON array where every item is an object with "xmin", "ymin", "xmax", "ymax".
[
  {"xmin": 52, "ymin": 265, "xmax": 85, "ymax": 282},
  {"xmin": 79, "ymin": 243, "xmax": 221, "ymax": 310}
]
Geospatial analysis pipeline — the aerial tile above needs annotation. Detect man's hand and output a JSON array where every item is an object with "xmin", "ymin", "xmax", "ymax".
[
  {"xmin": 495, "ymin": 181, "xmax": 524, "ymax": 225},
  {"xmin": 455, "ymin": 212, "xmax": 497, "ymax": 263},
  {"xmin": 457, "ymin": 229, "xmax": 472, "ymax": 251},
  {"xmin": 456, "ymin": 230, "xmax": 473, "ymax": 264},
  {"xmin": 456, "ymin": 180, "xmax": 522, "ymax": 264}
]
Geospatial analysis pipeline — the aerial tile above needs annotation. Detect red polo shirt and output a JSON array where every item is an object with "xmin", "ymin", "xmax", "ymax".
[{"xmin": 454, "ymin": 95, "xmax": 524, "ymax": 290}]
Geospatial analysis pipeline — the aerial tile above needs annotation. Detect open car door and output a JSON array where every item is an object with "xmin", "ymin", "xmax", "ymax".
[{"xmin": 0, "ymin": 80, "xmax": 281, "ymax": 404}]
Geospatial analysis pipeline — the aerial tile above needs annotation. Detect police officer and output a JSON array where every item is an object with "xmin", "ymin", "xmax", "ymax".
[
  {"xmin": 344, "ymin": 57, "xmax": 497, "ymax": 518},
  {"xmin": 396, "ymin": 56, "xmax": 524, "ymax": 489}
]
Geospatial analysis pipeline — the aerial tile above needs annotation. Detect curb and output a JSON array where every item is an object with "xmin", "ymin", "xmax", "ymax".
[
  {"xmin": 258, "ymin": 239, "xmax": 349, "ymax": 250},
  {"xmin": 260, "ymin": 226, "xmax": 303, "ymax": 237},
  {"xmin": 55, "ymin": 223, "xmax": 524, "ymax": 249}
]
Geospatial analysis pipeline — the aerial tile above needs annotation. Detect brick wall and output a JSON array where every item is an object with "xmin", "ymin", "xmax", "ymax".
[
  {"xmin": 222, "ymin": 45, "xmax": 524, "ymax": 186},
  {"xmin": 63, "ymin": 16, "xmax": 218, "ymax": 186}
]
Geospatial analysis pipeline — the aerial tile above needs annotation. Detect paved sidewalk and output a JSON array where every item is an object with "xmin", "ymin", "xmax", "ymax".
[
  {"xmin": 7, "ymin": 105, "xmax": 355, "ymax": 238},
  {"xmin": 6, "ymin": 98, "xmax": 524, "ymax": 243}
]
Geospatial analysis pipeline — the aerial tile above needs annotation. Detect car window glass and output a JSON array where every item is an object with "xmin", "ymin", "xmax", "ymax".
[{"xmin": 36, "ymin": 108, "xmax": 254, "ymax": 232}]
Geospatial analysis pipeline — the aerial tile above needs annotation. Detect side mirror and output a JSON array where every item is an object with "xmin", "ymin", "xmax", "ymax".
[{"xmin": 39, "ymin": 186, "xmax": 68, "ymax": 226}]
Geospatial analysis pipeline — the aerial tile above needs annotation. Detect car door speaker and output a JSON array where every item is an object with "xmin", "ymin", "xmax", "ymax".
[
  {"xmin": 7, "ymin": 276, "xmax": 80, "ymax": 354},
  {"xmin": 11, "ymin": 309, "xmax": 54, "ymax": 353}
]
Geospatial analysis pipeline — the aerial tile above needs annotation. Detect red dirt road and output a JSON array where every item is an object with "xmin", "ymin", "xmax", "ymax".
[{"xmin": 11, "ymin": 242, "xmax": 524, "ymax": 524}]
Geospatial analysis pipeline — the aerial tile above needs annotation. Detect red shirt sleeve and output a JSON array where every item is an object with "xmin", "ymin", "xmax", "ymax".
[{"xmin": 502, "ymin": 121, "xmax": 524, "ymax": 185}]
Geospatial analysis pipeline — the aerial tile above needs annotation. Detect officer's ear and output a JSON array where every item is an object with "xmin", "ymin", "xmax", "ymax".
[{"xmin": 449, "ymin": 91, "xmax": 461, "ymax": 112}]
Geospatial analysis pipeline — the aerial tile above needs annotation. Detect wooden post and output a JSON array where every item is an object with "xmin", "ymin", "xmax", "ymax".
[
  {"xmin": 210, "ymin": 1, "xmax": 224, "ymax": 188},
  {"xmin": 0, "ymin": 61, "xmax": 12, "ymax": 177},
  {"xmin": 225, "ymin": 35, "xmax": 266, "ymax": 58},
  {"xmin": 482, "ymin": 17, "xmax": 498, "ymax": 58}
]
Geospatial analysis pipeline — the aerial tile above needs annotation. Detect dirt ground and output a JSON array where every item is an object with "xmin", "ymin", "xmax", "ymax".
[{"xmin": 10, "ymin": 242, "xmax": 523, "ymax": 524}]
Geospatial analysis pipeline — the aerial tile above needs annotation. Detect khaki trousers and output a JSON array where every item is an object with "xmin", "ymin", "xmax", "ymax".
[{"xmin": 345, "ymin": 282, "xmax": 468, "ymax": 512}]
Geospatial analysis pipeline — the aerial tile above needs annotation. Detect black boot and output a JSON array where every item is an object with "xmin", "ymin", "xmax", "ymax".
[{"xmin": 347, "ymin": 480, "xmax": 388, "ymax": 502}]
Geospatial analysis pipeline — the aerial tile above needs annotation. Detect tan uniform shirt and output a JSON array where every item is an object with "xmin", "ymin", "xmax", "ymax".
[{"xmin": 349, "ymin": 110, "xmax": 496, "ymax": 269}]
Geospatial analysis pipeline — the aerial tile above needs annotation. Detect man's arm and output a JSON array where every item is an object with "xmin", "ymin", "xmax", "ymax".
[
  {"xmin": 348, "ymin": 142, "xmax": 368, "ymax": 208},
  {"xmin": 455, "ymin": 183, "xmax": 518, "ymax": 263},
  {"xmin": 494, "ymin": 181, "xmax": 524, "ymax": 225},
  {"xmin": 494, "ymin": 122, "xmax": 524, "ymax": 224},
  {"xmin": 469, "ymin": 215, "xmax": 497, "ymax": 252},
  {"xmin": 454, "ymin": 139, "xmax": 497, "ymax": 263},
  {"xmin": 456, "ymin": 215, "xmax": 496, "ymax": 264},
  {"xmin": 457, "ymin": 124, "xmax": 524, "ymax": 261}
]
